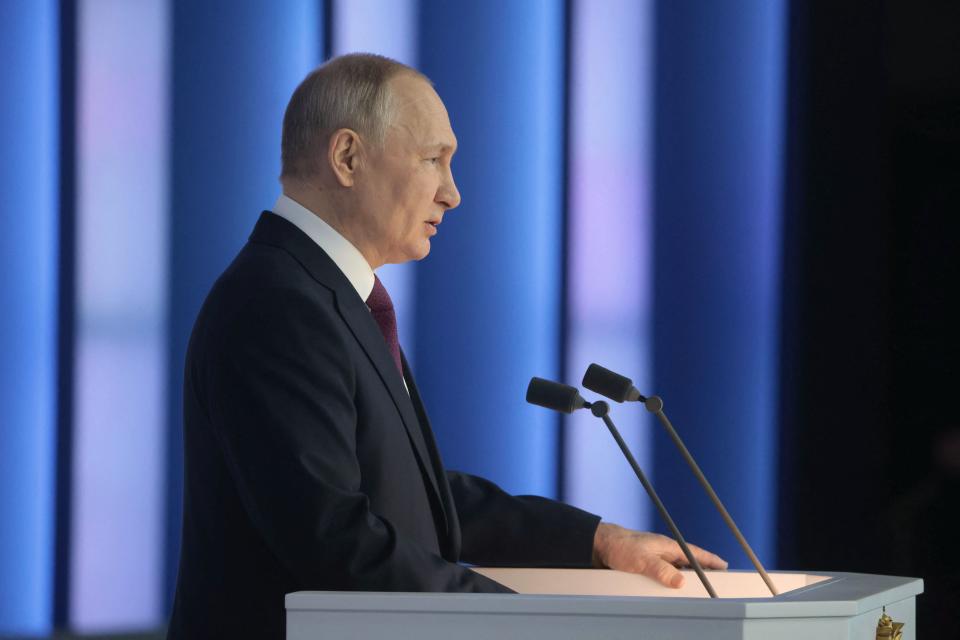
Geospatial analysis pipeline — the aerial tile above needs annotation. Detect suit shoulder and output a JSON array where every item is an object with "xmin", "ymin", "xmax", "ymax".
[
  {"xmin": 189, "ymin": 242, "xmax": 345, "ymax": 355},
  {"xmin": 222, "ymin": 240, "xmax": 331, "ymax": 295}
]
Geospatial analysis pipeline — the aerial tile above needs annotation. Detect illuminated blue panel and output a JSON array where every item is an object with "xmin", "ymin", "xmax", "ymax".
[
  {"xmin": 564, "ymin": 0, "xmax": 653, "ymax": 530},
  {"xmin": 0, "ymin": 1, "xmax": 58, "ymax": 635},
  {"xmin": 70, "ymin": 0, "xmax": 169, "ymax": 630},
  {"xmin": 415, "ymin": 1, "xmax": 565, "ymax": 497},
  {"xmin": 652, "ymin": 0, "xmax": 785, "ymax": 567},
  {"xmin": 332, "ymin": 0, "xmax": 418, "ymax": 359},
  {"xmin": 165, "ymin": 0, "xmax": 322, "ymax": 604}
]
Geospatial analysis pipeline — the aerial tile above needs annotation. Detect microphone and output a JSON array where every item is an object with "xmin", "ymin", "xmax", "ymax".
[
  {"xmin": 582, "ymin": 363, "xmax": 779, "ymax": 597},
  {"xmin": 525, "ymin": 377, "xmax": 589, "ymax": 414},
  {"xmin": 526, "ymin": 376, "xmax": 719, "ymax": 598},
  {"xmin": 582, "ymin": 363, "xmax": 646, "ymax": 403}
]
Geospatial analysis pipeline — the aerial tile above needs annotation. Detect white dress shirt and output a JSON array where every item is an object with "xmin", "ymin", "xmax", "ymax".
[
  {"xmin": 270, "ymin": 194, "xmax": 375, "ymax": 302},
  {"xmin": 270, "ymin": 194, "xmax": 408, "ymax": 391}
]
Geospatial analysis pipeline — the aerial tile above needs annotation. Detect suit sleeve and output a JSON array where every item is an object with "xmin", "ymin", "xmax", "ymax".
[
  {"xmin": 448, "ymin": 471, "xmax": 601, "ymax": 567},
  {"xmin": 197, "ymin": 285, "xmax": 510, "ymax": 593}
]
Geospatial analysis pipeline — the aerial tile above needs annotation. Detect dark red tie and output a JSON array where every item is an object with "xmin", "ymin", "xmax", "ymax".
[{"xmin": 366, "ymin": 276, "xmax": 402, "ymax": 375}]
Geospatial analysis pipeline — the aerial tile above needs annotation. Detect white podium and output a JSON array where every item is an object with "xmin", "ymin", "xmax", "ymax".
[{"xmin": 285, "ymin": 569, "xmax": 922, "ymax": 639}]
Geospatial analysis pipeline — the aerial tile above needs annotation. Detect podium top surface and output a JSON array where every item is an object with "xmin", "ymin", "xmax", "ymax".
[{"xmin": 285, "ymin": 570, "xmax": 923, "ymax": 620}]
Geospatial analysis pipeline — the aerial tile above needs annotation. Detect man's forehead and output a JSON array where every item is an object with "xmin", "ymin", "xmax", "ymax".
[
  {"xmin": 388, "ymin": 75, "xmax": 456, "ymax": 147},
  {"xmin": 389, "ymin": 73, "xmax": 441, "ymax": 106},
  {"xmin": 391, "ymin": 79, "xmax": 448, "ymax": 121}
]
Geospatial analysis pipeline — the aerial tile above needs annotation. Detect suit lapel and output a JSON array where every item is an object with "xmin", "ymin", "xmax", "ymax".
[
  {"xmin": 249, "ymin": 212, "xmax": 446, "ymax": 523},
  {"xmin": 332, "ymin": 291, "xmax": 446, "ymax": 506},
  {"xmin": 402, "ymin": 351, "xmax": 461, "ymax": 561}
]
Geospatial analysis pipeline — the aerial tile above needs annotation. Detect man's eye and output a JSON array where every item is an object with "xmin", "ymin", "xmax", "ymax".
[{"xmin": 426, "ymin": 157, "xmax": 440, "ymax": 164}]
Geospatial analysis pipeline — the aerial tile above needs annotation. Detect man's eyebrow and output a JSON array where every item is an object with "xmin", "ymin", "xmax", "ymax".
[{"xmin": 424, "ymin": 142, "xmax": 456, "ymax": 154}]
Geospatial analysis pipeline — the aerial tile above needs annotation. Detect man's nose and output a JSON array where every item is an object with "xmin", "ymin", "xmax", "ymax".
[{"xmin": 438, "ymin": 170, "xmax": 461, "ymax": 210}]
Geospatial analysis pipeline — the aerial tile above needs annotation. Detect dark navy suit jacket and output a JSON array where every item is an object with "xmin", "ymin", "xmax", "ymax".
[{"xmin": 167, "ymin": 213, "xmax": 600, "ymax": 638}]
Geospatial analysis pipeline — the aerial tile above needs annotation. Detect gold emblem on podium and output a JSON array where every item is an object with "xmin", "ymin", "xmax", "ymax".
[{"xmin": 876, "ymin": 607, "xmax": 904, "ymax": 640}]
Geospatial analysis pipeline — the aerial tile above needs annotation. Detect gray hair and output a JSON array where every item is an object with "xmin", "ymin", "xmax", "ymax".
[{"xmin": 280, "ymin": 53, "xmax": 428, "ymax": 179}]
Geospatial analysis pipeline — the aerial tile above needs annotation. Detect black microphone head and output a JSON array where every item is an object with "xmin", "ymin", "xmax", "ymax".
[
  {"xmin": 526, "ymin": 377, "xmax": 587, "ymax": 414},
  {"xmin": 582, "ymin": 363, "xmax": 644, "ymax": 402}
]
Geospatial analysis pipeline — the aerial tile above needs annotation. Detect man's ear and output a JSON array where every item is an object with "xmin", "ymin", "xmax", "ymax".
[{"xmin": 328, "ymin": 128, "xmax": 362, "ymax": 187}]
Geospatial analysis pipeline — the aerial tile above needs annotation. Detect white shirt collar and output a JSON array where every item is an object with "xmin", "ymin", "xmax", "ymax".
[{"xmin": 271, "ymin": 194, "xmax": 375, "ymax": 301}]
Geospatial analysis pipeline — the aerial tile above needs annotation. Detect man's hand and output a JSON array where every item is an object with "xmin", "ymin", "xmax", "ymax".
[{"xmin": 592, "ymin": 522, "xmax": 728, "ymax": 588}]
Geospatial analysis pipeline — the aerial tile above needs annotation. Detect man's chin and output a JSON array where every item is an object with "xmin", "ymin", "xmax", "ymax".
[
  {"xmin": 388, "ymin": 243, "xmax": 431, "ymax": 265},
  {"xmin": 411, "ymin": 240, "xmax": 432, "ymax": 262}
]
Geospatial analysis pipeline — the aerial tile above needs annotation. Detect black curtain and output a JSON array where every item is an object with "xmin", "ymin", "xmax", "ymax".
[{"xmin": 779, "ymin": 1, "xmax": 960, "ymax": 637}]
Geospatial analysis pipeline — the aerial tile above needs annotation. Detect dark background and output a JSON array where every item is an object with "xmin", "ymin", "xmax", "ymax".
[{"xmin": 779, "ymin": 2, "xmax": 960, "ymax": 636}]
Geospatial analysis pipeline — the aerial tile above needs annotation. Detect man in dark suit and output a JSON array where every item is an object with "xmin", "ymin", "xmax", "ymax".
[{"xmin": 167, "ymin": 54, "xmax": 725, "ymax": 639}]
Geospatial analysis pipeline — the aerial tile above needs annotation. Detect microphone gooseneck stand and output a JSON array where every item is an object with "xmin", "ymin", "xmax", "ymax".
[
  {"xmin": 642, "ymin": 395, "xmax": 779, "ymax": 596},
  {"xmin": 586, "ymin": 399, "xmax": 718, "ymax": 599},
  {"xmin": 525, "ymin": 378, "xmax": 719, "ymax": 597},
  {"xmin": 581, "ymin": 363, "xmax": 779, "ymax": 597}
]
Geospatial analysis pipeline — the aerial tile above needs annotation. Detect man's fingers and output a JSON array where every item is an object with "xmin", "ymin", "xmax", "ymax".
[
  {"xmin": 639, "ymin": 556, "xmax": 685, "ymax": 588},
  {"xmin": 662, "ymin": 539, "xmax": 728, "ymax": 571},
  {"xmin": 594, "ymin": 527, "xmax": 727, "ymax": 586},
  {"xmin": 685, "ymin": 542, "xmax": 728, "ymax": 570}
]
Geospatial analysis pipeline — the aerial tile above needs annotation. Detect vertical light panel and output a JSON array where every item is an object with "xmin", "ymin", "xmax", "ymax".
[
  {"xmin": 415, "ymin": 0, "xmax": 565, "ymax": 497},
  {"xmin": 70, "ymin": 0, "xmax": 169, "ymax": 630},
  {"xmin": 166, "ymin": 0, "xmax": 322, "ymax": 606},
  {"xmin": 0, "ymin": 1, "xmax": 58, "ymax": 635},
  {"xmin": 563, "ymin": 0, "xmax": 654, "ymax": 530},
  {"xmin": 332, "ymin": 0, "xmax": 418, "ymax": 356},
  {"xmin": 652, "ymin": 0, "xmax": 786, "ymax": 566}
]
